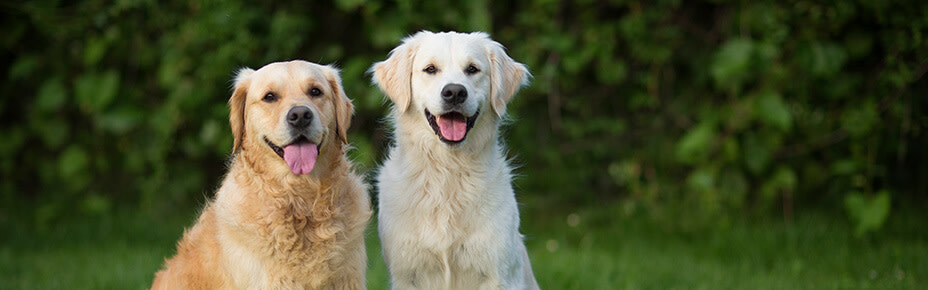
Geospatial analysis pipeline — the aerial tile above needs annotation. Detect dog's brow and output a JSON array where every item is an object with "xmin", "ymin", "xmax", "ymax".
[
  {"xmin": 262, "ymin": 81, "xmax": 282, "ymax": 96},
  {"xmin": 303, "ymin": 79, "xmax": 323, "ymax": 93}
]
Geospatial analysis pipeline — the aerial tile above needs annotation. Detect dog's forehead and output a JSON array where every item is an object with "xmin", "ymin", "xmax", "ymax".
[
  {"xmin": 416, "ymin": 34, "xmax": 489, "ymax": 65},
  {"xmin": 249, "ymin": 61, "xmax": 326, "ymax": 92}
]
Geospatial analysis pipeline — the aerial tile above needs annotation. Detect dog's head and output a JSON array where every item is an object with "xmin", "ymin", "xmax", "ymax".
[
  {"xmin": 228, "ymin": 60, "xmax": 353, "ymax": 175},
  {"xmin": 371, "ymin": 31, "xmax": 530, "ymax": 146}
]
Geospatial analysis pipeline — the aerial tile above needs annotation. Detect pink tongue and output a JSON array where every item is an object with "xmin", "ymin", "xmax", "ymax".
[
  {"xmin": 437, "ymin": 114, "xmax": 467, "ymax": 141},
  {"xmin": 283, "ymin": 143, "xmax": 318, "ymax": 175}
]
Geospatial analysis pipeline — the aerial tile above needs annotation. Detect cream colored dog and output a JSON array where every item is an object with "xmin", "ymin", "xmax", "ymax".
[
  {"xmin": 371, "ymin": 31, "xmax": 539, "ymax": 289},
  {"xmin": 151, "ymin": 60, "xmax": 371, "ymax": 289}
]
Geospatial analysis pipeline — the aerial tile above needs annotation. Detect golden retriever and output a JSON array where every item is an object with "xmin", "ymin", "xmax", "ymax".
[
  {"xmin": 371, "ymin": 31, "xmax": 539, "ymax": 289},
  {"xmin": 152, "ymin": 60, "xmax": 371, "ymax": 289}
]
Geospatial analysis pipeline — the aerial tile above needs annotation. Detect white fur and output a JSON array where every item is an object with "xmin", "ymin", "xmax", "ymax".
[{"xmin": 371, "ymin": 31, "xmax": 538, "ymax": 290}]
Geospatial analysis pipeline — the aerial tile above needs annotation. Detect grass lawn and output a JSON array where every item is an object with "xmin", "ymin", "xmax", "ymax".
[
  {"xmin": 521, "ymin": 203, "xmax": 926, "ymax": 289},
  {"xmin": 0, "ymin": 202, "xmax": 924, "ymax": 289}
]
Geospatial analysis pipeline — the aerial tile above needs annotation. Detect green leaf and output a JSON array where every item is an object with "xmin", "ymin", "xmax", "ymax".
[
  {"xmin": 686, "ymin": 166, "xmax": 717, "ymax": 193},
  {"xmin": 676, "ymin": 121, "xmax": 716, "ymax": 165},
  {"xmin": 74, "ymin": 71, "xmax": 120, "ymax": 114},
  {"xmin": 711, "ymin": 38, "xmax": 754, "ymax": 88},
  {"xmin": 59, "ymin": 146, "xmax": 89, "ymax": 179},
  {"xmin": 9, "ymin": 55, "xmax": 38, "ymax": 80},
  {"xmin": 36, "ymin": 78, "xmax": 68, "ymax": 112},
  {"xmin": 754, "ymin": 91, "xmax": 792, "ymax": 131},
  {"xmin": 844, "ymin": 190, "xmax": 891, "ymax": 237},
  {"xmin": 83, "ymin": 37, "xmax": 108, "ymax": 66}
]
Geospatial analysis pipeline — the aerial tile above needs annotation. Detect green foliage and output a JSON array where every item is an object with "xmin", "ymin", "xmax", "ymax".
[
  {"xmin": 1, "ymin": 0, "xmax": 927, "ymax": 232},
  {"xmin": 711, "ymin": 38, "xmax": 755, "ymax": 90},
  {"xmin": 844, "ymin": 190, "xmax": 891, "ymax": 237},
  {"xmin": 675, "ymin": 120, "xmax": 716, "ymax": 165},
  {"xmin": 754, "ymin": 91, "xmax": 792, "ymax": 131}
]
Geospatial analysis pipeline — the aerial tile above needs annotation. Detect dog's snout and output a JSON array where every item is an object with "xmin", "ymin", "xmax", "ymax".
[
  {"xmin": 287, "ymin": 106, "xmax": 313, "ymax": 128},
  {"xmin": 441, "ymin": 84, "xmax": 467, "ymax": 105}
]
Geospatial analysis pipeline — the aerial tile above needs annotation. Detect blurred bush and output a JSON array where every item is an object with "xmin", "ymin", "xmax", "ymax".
[{"xmin": 1, "ymin": 0, "xmax": 926, "ymax": 232}]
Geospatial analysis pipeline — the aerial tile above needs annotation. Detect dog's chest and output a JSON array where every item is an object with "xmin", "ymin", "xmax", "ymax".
[
  {"xmin": 380, "ymin": 154, "xmax": 515, "ymax": 274},
  {"xmin": 220, "ymin": 192, "xmax": 348, "ymax": 288},
  {"xmin": 392, "ymin": 169, "xmax": 490, "ymax": 240}
]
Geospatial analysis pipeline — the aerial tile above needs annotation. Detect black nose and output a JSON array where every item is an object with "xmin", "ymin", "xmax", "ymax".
[
  {"xmin": 441, "ymin": 84, "xmax": 467, "ymax": 105},
  {"xmin": 287, "ymin": 106, "xmax": 313, "ymax": 128}
]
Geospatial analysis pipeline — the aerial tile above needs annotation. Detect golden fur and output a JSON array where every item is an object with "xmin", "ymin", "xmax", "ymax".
[{"xmin": 152, "ymin": 60, "xmax": 371, "ymax": 289}]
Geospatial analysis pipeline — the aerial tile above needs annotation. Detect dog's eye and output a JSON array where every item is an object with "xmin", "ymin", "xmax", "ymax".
[
  {"xmin": 465, "ymin": 65, "xmax": 480, "ymax": 75},
  {"xmin": 262, "ymin": 92, "xmax": 278, "ymax": 103},
  {"xmin": 423, "ymin": 65, "xmax": 437, "ymax": 74},
  {"xmin": 309, "ymin": 87, "xmax": 322, "ymax": 97}
]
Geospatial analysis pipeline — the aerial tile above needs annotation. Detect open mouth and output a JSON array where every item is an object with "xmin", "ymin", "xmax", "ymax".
[
  {"xmin": 425, "ymin": 109, "xmax": 479, "ymax": 144},
  {"xmin": 265, "ymin": 136, "xmax": 319, "ymax": 175}
]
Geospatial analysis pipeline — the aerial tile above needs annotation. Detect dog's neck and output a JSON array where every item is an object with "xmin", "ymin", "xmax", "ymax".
[{"xmin": 223, "ymin": 145, "xmax": 348, "ymax": 228}]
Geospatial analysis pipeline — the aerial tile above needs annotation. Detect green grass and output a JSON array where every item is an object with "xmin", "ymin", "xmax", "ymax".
[
  {"xmin": 0, "ymin": 211, "xmax": 188, "ymax": 289},
  {"xmin": 1, "ymin": 204, "xmax": 925, "ymax": 289},
  {"xmin": 520, "ymin": 203, "xmax": 926, "ymax": 289}
]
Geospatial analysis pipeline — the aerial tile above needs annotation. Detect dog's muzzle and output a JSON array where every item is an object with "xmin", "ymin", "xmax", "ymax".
[{"xmin": 425, "ymin": 109, "xmax": 478, "ymax": 145}]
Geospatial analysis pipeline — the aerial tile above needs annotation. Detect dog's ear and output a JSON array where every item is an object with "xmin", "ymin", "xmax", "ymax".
[
  {"xmin": 486, "ymin": 40, "xmax": 531, "ymax": 117},
  {"xmin": 229, "ymin": 67, "xmax": 254, "ymax": 154},
  {"xmin": 370, "ymin": 32, "xmax": 424, "ymax": 113},
  {"xmin": 322, "ymin": 65, "xmax": 354, "ymax": 145}
]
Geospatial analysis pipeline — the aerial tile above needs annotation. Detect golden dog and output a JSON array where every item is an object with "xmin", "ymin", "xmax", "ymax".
[{"xmin": 152, "ymin": 60, "xmax": 371, "ymax": 289}]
